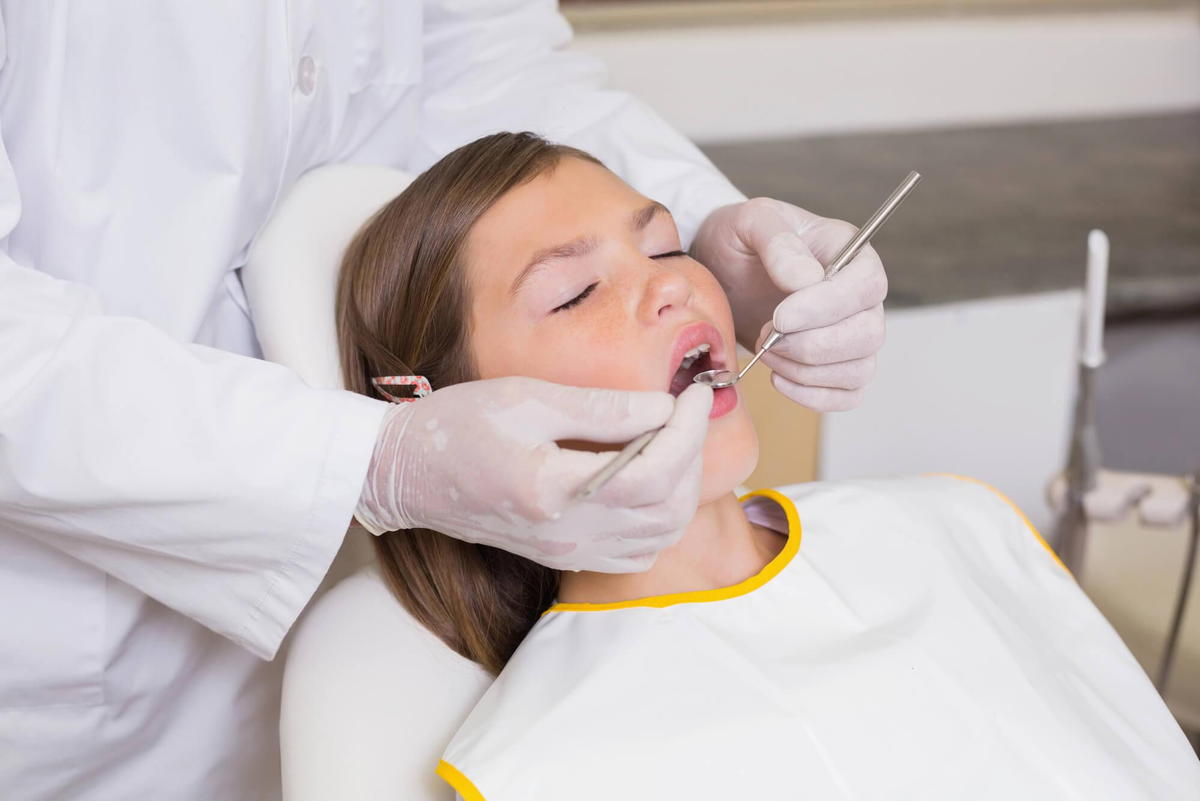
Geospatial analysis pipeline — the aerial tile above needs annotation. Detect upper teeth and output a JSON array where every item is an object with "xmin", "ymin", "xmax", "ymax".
[{"xmin": 679, "ymin": 343, "xmax": 711, "ymax": 370}]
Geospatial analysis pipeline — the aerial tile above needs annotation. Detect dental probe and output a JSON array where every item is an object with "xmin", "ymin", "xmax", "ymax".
[
  {"xmin": 575, "ymin": 171, "xmax": 921, "ymax": 503},
  {"xmin": 693, "ymin": 170, "xmax": 922, "ymax": 390}
]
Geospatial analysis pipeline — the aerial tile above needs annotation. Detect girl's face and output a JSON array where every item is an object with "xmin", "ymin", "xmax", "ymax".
[{"xmin": 465, "ymin": 157, "xmax": 758, "ymax": 503}]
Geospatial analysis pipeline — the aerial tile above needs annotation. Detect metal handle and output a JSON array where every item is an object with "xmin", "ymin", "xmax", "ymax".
[
  {"xmin": 736, "ymin": 329, "xmax": 785, "ymax": 380},
  {"xmin": 824, "ymin": 170, "xmax": 922, "ymax": 279}
]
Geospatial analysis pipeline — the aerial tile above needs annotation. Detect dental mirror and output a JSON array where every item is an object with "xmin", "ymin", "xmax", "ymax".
[{"xmin": 692, "ymin": 170, "xmax": 922, "ymax": 391}]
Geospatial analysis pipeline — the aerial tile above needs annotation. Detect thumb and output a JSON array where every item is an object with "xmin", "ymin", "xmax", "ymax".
[
  {"xmin": 760, "ymin": 231, "xmax": 825, "ymax": 294},
  {"xmin": 530, "ymin": 381, "xmax": 676, "ymax": 443},
  {"xmin": 589, "ymin": 382, "xmax": 712, "ymax": 506},
  {"xmin": 733, "ymin": 201, "xmax": 824, "ymax": 293},
  {"xmin": 644, "ymin": 383, "xmax": 713, "ymax": 459}
]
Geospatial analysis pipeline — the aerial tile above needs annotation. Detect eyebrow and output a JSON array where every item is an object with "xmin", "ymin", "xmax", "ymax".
[{"xmin": 509, "ymin": 201, "xmax": 671, "ymax": 296}]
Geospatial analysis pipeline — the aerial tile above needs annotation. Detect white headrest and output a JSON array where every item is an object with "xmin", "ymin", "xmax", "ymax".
[{"xmin": 243, "ymin": 164, "xmax": 415, "ymax": 389}]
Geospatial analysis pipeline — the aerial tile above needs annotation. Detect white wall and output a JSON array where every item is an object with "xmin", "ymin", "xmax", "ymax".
[
  {"xmin": 819, "ymin": 291, "xmax": 1083, "ymax": 532},
  {"xmin": 573, "ymin": 8, "xmax": 1200, "ymax": 143}
]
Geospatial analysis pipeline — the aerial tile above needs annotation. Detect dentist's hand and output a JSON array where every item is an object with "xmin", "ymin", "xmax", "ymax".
[
  {"xmin": 690, "ymin": 198, "xmax": 887, "ymax": 411},
  {"xmin": 355, "ymin": 378, "xmax": 713, "ymax": 573}
]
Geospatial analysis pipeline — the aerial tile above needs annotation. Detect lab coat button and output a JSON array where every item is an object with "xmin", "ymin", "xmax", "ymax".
[{"xmin": 297, "ymin": 56, "xmax": 317, "ymax": 96}]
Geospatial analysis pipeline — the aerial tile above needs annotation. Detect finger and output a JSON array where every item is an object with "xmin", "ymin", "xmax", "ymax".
[
  {"xmin": 537, "ymin": 420, "xmax": 706, "ymax": 521},
  {"xmin": 534, "ymin": 426, "xmax": 703, "ymax": 522},
  {"xmin": 523, "ymin": 379, "xmax": 675, "ymax": 442},
  {"xmin": 759, "ymin": 352, "xmax": 877, "ymax": 391},
  {"xmin": 771, "ymin": 246, "xmax": 887, "ymax": 334},
  {"xmin": 582, "ymin": 510, "xmax": 690, "ymax": 572},
  {"xmin": 799, "ymin": 218, "xmax": 862, "ymax": 267},
  {"xmin": 757, "ymin": 229, "xmax": 826, "ymax": 294},
  {"xmin": 770, "ymin": 372, "xmax": 866, "ymax": 412},
  {"xmin": 737, "ymin": 204, "xmax": 828, "ymax": 292},
  {"xmin": 592, "ymin": 383, "xmax": 711, "ymax": 507},
  {"xmin": 557, "ymin": 550, "xmax": 659, "ymax": 575},
  {"xmin": 764, "ymin": 305, "xmax": 885, "ymax": 366},
  {"xmin": 537, "ymin": 509, "xmax": 688, "ymax": 573},
  {"xmin": 581, "ymin": 550, "xmax": 661, "ymax": 575}
]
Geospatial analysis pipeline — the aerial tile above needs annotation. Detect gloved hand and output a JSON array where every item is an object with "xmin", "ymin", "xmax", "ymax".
[
  {"xmin": 355, "ymin": 377, "xmax": 714, "ymax": 573},
  {"xmin": 690, "ymin": 198, "xmax": 888, "ymax": 411}
]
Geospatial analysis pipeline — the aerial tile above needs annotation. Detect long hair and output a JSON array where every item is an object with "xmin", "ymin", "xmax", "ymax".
[{"xmin": 336, "ymin": 132, "xmax": 602, "ymax": 674}]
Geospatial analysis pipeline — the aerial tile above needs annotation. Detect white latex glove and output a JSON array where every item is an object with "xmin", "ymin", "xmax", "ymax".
[
  {"xmin": 690, "ymin": 198, "xmax": 888, "ymax": 411},
  {"xmin": 355, "ymin": 377, "xmax": 714, "ymax": 573}
]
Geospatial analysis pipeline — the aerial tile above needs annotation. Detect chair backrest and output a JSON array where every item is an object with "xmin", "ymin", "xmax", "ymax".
[
  {"xmin": 243, "ymin": 164, "xmax": 415, "ymax": 390},
  {"xmin": 246, "ymin": 166, "xmax": 482, "ymax": 801}
]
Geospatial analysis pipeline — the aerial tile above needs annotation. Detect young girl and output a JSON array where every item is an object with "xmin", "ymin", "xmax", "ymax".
[{"xmin": 335, "ymin": 132, "xmax": 1199, "ymax": 799}]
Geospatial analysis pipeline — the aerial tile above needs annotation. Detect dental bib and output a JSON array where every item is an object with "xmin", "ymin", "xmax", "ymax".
[{"xmin": 437, "ymin": 476, "xmax": 1200, "ymax": 800}]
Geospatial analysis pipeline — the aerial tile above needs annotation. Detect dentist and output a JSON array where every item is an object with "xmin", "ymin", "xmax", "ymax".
[{"xmin": 0, "ymin": 3, "xmax": 886, "ymax": 799}]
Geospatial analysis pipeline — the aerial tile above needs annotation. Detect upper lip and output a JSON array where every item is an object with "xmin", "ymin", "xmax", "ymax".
[{"xmin": 666, "ymin": 321, "xmax": 727, "ymax": 390}]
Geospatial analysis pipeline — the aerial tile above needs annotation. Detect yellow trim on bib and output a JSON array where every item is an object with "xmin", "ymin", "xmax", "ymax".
[
  {"xmin": 543, "ymin": 488, "xmax": 801, "ymax": 615},
  {"xmin": 437, "ymin": 759, "xmax": 487, "ymax": 801},
  {"xmin": 934, "ymin": 473, "xmax": 1071, "ymax": 576}
]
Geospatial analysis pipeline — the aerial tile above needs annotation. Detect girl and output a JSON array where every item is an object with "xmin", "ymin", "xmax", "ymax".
[{"xmin": 335, "ymin": 132, "xmax": 1198, "ymax": 799}]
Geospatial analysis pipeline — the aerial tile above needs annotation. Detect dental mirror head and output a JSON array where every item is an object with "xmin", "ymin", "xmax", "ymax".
[
  {"xmin": 693, "ymin": 368, "xmax": 739, "ymax": 389},
  {"xmin": 692, "ymin": 328, "xmax": 784, "ymax": 389}
]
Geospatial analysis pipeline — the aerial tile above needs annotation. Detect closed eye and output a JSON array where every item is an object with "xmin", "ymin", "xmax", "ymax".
[
  {"xmin": 651, "ymin": 250, "xmax": 687, "ymax": 260},
  {"xmin": 552, "ymin": 282, "xmax": 598, "ymax": 313}
]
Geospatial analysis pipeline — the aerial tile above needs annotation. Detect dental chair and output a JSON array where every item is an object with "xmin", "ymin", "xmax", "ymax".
[
  {"xmin": 246, "ymin": 165, "xmax": 1200, "ymax": 801},
  {"xmin": 244, "ymin": 165, "xmax": 491, "ymax": 801}
]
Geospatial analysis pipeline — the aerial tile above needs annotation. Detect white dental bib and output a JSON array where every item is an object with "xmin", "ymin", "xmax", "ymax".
[{"xmin": 437, "ymin": 476, "xmax": 1200, "ymax": 800}]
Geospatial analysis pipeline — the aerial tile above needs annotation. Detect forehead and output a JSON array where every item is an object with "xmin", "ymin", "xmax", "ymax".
[{"xmin": 464, "ymin": 157, "xmax": 649, "ymax": 285}]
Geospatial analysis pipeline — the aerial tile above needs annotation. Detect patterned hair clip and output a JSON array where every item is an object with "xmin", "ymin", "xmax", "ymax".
[{"xmin": 371, "ymin": 375, "xmax": 432, "ymax": 403}]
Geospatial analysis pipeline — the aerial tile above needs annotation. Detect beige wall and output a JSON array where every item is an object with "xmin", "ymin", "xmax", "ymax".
[
  {"xmin": 571, "ymin": 7, "xmax": 1200, "ymax": 143},
  {"xmin": 737, "ymin": 351, "xmax": 820, "ymax": 489}
]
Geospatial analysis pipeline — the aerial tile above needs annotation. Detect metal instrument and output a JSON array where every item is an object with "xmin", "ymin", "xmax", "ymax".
[{"xmin": 694, "ymin": 170, "xmax": 922, "ymax": 390}]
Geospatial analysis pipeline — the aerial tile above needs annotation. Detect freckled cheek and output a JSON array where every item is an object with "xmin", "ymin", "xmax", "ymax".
[
  {"xmin": 469, "ymin": 309, "xmax": 546, "ymax": 381},
  {"xmin": 540, "ymin": 318, "xmax": 660, "ymax": 392}
]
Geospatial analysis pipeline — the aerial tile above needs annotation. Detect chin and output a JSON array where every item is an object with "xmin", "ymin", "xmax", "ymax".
[{"xmin": 698, "ymin": 402, "xmax": 759, "ymax": 504}]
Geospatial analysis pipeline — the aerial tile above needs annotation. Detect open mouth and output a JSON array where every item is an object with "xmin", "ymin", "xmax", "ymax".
[{"xmin": 668, "ymin": 338, "xmax": 726, "ymax": 397}]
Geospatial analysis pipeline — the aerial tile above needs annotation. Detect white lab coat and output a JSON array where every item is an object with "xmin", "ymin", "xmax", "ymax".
[{"xmin": 0, "ymin": 2, "xmax": 745, "ymax": 798}]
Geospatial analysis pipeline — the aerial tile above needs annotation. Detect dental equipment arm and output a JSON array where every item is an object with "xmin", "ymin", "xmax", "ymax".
[{"xmin": 355, "ymin": 379, "xmax": 713, "ymax": 573}]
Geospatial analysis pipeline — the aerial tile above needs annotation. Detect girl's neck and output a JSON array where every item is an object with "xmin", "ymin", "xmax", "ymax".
[{"xmin": 557, "ymin": 492, "xmax": 784, "ymax": 605}]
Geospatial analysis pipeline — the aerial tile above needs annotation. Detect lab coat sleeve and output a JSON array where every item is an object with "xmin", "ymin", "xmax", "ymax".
[
  {"xmin": 0, "ymin": 43, "xmax": 390, "ymax": 660},
  {"xmin": 408, "ymin": 0, "xmax": 747, "ymax": 247}
]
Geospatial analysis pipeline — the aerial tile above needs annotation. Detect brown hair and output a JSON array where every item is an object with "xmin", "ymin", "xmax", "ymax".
[{"xmin": 336, "ymin": 132, "xmax": 602, "ymax": 674}]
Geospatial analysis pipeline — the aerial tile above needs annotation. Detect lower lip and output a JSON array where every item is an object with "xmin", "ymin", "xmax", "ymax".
[{"xmin": 710, "ymin": 386, "xmax": 738, "ymax": 419}]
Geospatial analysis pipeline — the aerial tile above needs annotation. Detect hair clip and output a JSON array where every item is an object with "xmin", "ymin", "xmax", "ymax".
[{"xmin": 371, "ymin": 375, "xmax": 432, "ymax": 403}]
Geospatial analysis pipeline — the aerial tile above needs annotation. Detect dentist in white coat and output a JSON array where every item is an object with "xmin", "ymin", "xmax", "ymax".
[{"xmin": 0, "ymin": 2, "xmax": 887, "ymax": 799}]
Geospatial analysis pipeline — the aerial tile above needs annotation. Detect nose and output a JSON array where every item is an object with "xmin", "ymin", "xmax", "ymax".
[{"xmin": 638, "ymin": 260, "xmax": 694, "ymax": 323}]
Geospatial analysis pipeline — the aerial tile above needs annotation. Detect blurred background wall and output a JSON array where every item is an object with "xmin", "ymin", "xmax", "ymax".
[{"xmin": 568, "ymin": 3, "xmax": 1200, "ymax": 142}]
